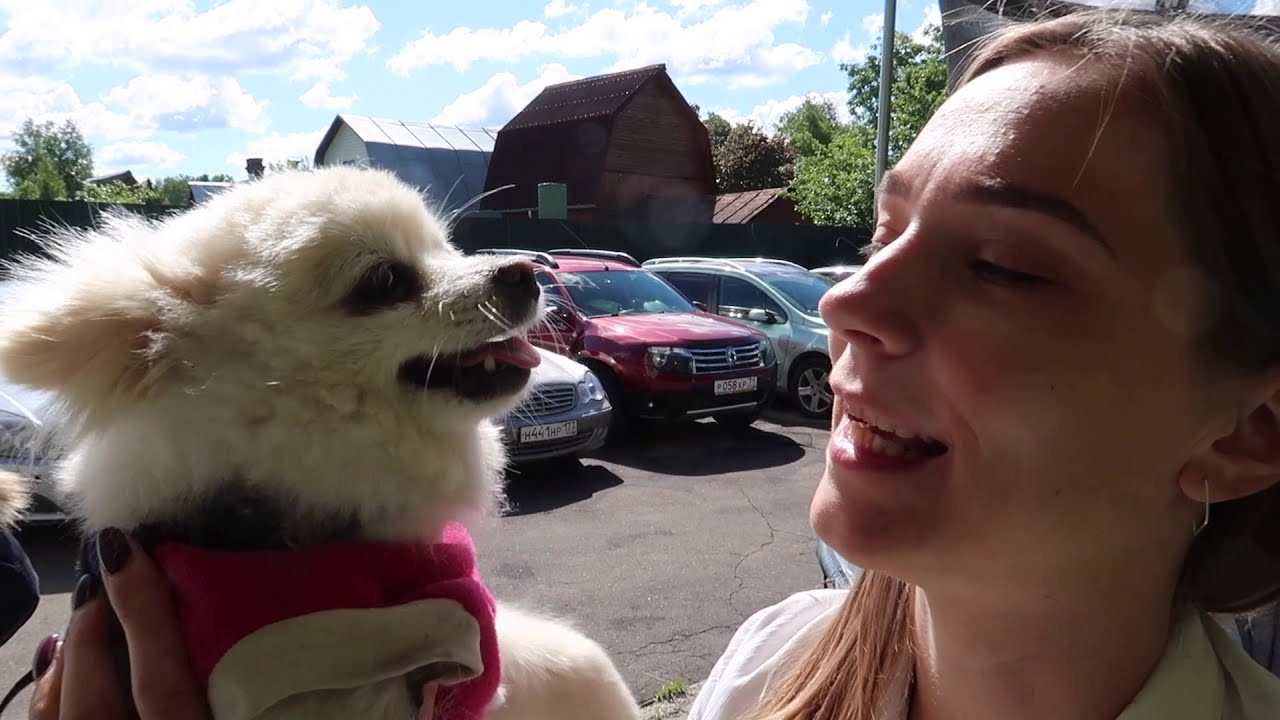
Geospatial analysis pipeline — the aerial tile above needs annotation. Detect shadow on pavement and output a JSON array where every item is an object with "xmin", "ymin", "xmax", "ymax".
[
  {"xmin": 592, "ymin": 422, "xmax": 808, "ymax": 476},
  {"xmin": 13, "ymin": 522, "xmax": 81, "ymax": 595},
  {"xmin": 762, "ymin": 403, "xmax": 831, "ymax": 431},
  {"xmin": 502, "ymin": 462, "xmax": 625, "ymax": 516}
]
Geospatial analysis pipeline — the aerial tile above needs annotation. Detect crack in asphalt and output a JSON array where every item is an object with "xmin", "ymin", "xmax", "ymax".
[
  {"xmin": 623, "ymin": 623, "xmax": 741, "ymax": 657},
  {"xmin": 727, "ymin": 486, "xmax": 780, "ymax": 619}
]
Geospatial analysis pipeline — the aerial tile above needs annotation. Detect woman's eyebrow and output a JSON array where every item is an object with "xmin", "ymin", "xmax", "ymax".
[{"xmin": 878, "ymin": 170, "xmax": 1116, "ymax": 259}]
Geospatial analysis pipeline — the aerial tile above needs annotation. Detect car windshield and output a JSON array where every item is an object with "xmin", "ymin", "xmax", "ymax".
[
  {"xmin": 759, "ymin": 272, "xmax": 835, "ymax": 315},
  {"xmin": 558, "ymin": 270, "xmax": 697, "ymax": 318}
]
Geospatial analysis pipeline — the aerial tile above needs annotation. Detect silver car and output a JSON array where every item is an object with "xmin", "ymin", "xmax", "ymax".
[
  {"xmin": 810, "ymin": 264, "xmax": 863, "ymax": 283},
  {"xmin": 643, "ymin": 257, "xmax": 835, "ymax": 419},
  {"xmin": 0, "ymin": 379, "xmax": 65, "ymax": 523},
  {"xmin": 498, "ymin": 346, "xmax": 612, "ymax": 462}
]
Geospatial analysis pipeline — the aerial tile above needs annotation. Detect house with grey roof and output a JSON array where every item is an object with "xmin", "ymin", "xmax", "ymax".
[{"xmin": 313, "ymin": 115, "xmax": 501, "ymax": 215}]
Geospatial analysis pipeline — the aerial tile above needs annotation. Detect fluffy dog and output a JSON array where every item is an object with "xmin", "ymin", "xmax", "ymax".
[{"xmin": 0, "ymin": 166, "xmax": 639, "ymax": 720}]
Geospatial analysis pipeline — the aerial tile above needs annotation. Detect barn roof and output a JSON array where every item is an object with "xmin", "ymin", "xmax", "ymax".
[
  {"xmin": 713, "ymin": 188, "xmax": 790, "ymax": 223},
  {"xmin": 313, "ymin": 115, "xmax": 501, "ymax": 213},
  {"xmin": 188, "ymin": 181, "xmax": 233, "ymax": 204},
  {"xmin": 481, "ymin": 65, "xmax": 682, "ymax": 211}
]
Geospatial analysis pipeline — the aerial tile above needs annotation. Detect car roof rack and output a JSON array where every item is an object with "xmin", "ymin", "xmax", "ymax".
[
  {"xmin": 641, "ymin": 257, "xmax": 750, "ymax": 272},
  {"xmin": 473, "ymin": 248, "xmax": 559, "ymax": 268},
  {"xmin": 547, "ymin": 248, "xmax": 640, "ymax": 266},
  {"xmin": 724, "ymin": 257, "xmax": 808, "ymax": 271}
]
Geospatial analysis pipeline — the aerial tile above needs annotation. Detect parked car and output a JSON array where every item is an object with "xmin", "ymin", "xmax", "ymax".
[
  {"xmin": 498, "ymin": 346, "xmax": 612, "ymax": 463},
  {"xmin": 0, "ymin": 380, "xmax": 64, "ymax": 524},
  {"xmin": 643, "ymin": 257, "xmax": 836, "ymax": 419},
  {"xmin": 810, "ymin": 265, "xmax": 863, "ymax": 283},
  {"xmin": 476, "ymin": 248, "xmax": 778, "ymax": 434}
]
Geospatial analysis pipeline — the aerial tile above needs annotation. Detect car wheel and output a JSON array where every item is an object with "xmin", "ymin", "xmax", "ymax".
[
  {"xmin": 789, "ymin": 356, "xmax": 833, "ymax": 419},
  {"xmin": 589, "ymin": 364, "xmax": 631, "ymax": 445},
  {"xmin": 713, "ymin": 409, "xmax": 762, "ymax": 429}
]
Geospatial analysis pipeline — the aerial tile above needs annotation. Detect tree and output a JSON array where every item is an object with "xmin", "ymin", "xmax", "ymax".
[
  {"xmin": 787, "ymin": 23, "xmax": 947, "ymax": 227},
  {"xmin": 2, "ymin": 118, "xmax": 94, "ymax": 199},
  {"xmin": 701, "ymin": 116, "xmax": 793, "ymax": 193},
  {"xmin": 843, "ymin": 24, "xmax": 948, "ymax": 167},
  {"xmin": 776, "ymin": 97, "xmax": 843, "ymax": 160},
  {"xmin": 153, "ymin": 173, "xmax": 235, "ymax": 206},
  {"xmin": 78, "ymin": 180, "xmax": 164, "ymax": 205}
]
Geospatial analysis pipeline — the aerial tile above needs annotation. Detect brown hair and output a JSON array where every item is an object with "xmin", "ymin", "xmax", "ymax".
[{"xmin": 751, "ymin": 10, "xmax": 1280, "ymax": 720}]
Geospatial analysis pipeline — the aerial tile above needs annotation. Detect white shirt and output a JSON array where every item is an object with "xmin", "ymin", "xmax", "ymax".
[{"xmin": 688, "ymin": 589, "xmax": 1280, "ymax": 720}]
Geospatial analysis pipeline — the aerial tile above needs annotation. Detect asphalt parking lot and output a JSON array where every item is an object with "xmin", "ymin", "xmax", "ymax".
[{"xmin": 0, "ymin": 405, "xmax": 830, "ymax": 715}]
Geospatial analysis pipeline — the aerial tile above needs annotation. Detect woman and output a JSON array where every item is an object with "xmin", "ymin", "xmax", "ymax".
[{"xmin": 690, "ymin": 9, "xmax": 1280, "ymax": 720}]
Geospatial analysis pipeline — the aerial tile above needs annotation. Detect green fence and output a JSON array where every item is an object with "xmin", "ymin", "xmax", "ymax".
[{"xmin": 0, "ymin": 199, "xmax": 871, "ymax": 269}]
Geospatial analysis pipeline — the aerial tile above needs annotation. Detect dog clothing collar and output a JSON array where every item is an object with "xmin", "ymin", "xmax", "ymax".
[{"xmin": 152, "ymin": 522, "xmax": 499, "ymax": 720}]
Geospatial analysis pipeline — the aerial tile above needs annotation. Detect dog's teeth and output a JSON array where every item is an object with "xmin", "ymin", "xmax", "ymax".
[{"xmin": 483, "ymin": 356, "xmax": 497, "ymax": 372}]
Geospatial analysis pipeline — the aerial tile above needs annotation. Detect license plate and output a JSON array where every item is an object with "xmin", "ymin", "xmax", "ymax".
[
  {"xmin": 714, "ymin": 377, "xmax": 758, "ymax": 395},
  {"xmin": 519, "ymin": 420, "xmax": 578, "ymax": 443}
]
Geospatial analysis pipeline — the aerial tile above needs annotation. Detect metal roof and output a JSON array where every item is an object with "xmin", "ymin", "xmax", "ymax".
[
  {"xmin": 313, "ymin": 115, "xmax": 501, "ymax": 214},
  {"xmin": 188, "ymin": 181, "xmax": 233, "ymax": 204},
  {"xmin": 713, "ymin": 188, "xmax": 789, "ymax": 224},
  {"xmin": 503, "ymin": 64, "xmax": 667, "ymax": 131}
]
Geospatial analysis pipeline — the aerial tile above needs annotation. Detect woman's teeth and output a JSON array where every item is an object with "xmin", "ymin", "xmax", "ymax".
[
  {"xmin": 847, "ymin": 415, "xmax": 946, "ymax": 459},
  {"xmin": 483, "ymin": 356, "xmax": 497, "ymax": 372}
]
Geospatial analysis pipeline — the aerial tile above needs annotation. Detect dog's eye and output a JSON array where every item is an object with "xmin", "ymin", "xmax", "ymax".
[{"xmin": 347, "ymin": 259, "xmax": 421, "ymax": 314}]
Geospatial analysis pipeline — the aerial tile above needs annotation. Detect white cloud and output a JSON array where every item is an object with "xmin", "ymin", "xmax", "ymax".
[
  {"xmin": 1253, "ymin": 0, "xmax": 1280, "ymax": 13},
  {"xmin": 225, "ymin": 130, "xmax": 325, "ymax": 174},
  {"xmin": 832, "ymin": 32, "xmax": 864, "ymax": 64},
  {"xmin": 544, "ymin": 0, "xmax": 579, "ymax": 17},
  {"xmin": 714, "ymin": 90, "xmax": 850, "ymax": 133},
  {"xmin": 389, "ymin": 0, "xmax": 818, "ymax": 88},
  {"xmin": 912, "ymin": 4, "xmax": 942, "ymax": 41},
  {"xmin": 430, "ymin": 64, "xmax": 580, "ymax": 128},
  {"xmin": 0, "ymin": 0, "xmax": 380, "ymax": 83},
  {"xmin": 861, "ymin": 12, "xmax": 885, "ymax": 34},
  {"xmin": 300, "ymin": 81, "xmax": 357, "ymax": 110},
  {"xmin": 96, "ymin": 140, "xmax": 186, "ymax": 174},
  {"xmin": 0, "ymin": 76, "xmax": 136, "ymax": 143},
  {"xmin": 671, "ymin": 0, "xmax": 728, "ymax": 13},
  {"xmin": 103, "ymin": 74, "xmax": 269, "ymax": 133},
  {"xmin": 820, "ymin": 11, "xmax": 833, "ymax": 25}
]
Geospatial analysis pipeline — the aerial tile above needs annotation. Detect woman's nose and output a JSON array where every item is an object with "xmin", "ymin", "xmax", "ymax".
[{"xmin": 819, "ymin": 245, "xmax": 922, "ymax": 360}]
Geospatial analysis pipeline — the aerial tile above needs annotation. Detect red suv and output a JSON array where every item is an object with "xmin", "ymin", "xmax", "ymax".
[{"xmin": 479, "ymin": 248, "xmax": 777, "ymax": 432}]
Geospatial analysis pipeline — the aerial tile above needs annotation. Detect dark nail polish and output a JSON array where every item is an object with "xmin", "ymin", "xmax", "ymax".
[
  {"xmin": 97, "ymin": 527, "xmax": 131, "ymax": 575},
  {"xmin": 72, "ymin": 573, "xmax": 99, "ymax": 610},
  {"xmin": 32, "ymin": 634, "xmax": 58, "ymax": 678}
]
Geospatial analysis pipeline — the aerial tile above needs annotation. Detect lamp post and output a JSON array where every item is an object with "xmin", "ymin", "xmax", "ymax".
[{"xmin": 873, "ymin": 0, "xmax": 898, "ymax": 219}]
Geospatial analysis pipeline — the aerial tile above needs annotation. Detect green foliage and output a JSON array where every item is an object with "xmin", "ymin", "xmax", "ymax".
[
  {"xmin": 78, "ymin": 180, "xmax": 164, "ymax": 205},
  {"xmin": 153, "ymin": 173, "xmax": 235, "ymax": 206},
  {"xmin": 2, "ymin": 118, "xmax": 94, "ymax": 200},
  {"xmin": 786, "ymin": 24, "xmax": 947, "ymax": 227},
  {"xmin": 702, "ymin": 115, "xmax": 794, "ymax": 193}
]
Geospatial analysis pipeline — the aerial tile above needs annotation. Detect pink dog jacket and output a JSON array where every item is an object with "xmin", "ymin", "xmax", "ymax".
[{"xmin": 152, "ymin": 522, "xmax": 500, "ymax": 720}]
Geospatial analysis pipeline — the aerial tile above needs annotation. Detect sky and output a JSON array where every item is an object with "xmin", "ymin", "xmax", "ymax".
[
  {"xmin": 0, "ymin": 0, "xmax": 948, "ymax": 183},
  {"xmin": 2, "ymin": 0, "xmax": 1275, "ymax": 185}
]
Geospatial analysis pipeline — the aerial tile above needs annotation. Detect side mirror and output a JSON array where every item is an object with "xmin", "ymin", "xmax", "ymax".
[
  {"xmin": 746, "ymin": 308, "xmax": 779, "ymax": 324},
  {"xmin": 692, "ymin": 301, "xmax": 707, "ymax": 311}
]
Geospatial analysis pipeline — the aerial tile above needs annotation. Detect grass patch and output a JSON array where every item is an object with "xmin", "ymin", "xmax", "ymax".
[{"xmin": 653, "ymin": 678, "xmax": 690, "ymax": 703}]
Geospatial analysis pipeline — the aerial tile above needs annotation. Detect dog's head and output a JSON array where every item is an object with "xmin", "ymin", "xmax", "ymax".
[{"xmin": 0, "ymin": 167, "xmax": 544, "ymax": 532}]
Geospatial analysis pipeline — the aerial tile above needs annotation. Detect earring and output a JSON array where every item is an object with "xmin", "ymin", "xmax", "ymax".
[{"xmin": 1193, "ymin": 475, "xmax": 1211, "ymax": 537}]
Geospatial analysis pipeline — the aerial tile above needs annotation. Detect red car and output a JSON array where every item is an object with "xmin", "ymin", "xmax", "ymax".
[{"xmin": 479, "ymin": 248, "xmax": 778, "ymax": 434}]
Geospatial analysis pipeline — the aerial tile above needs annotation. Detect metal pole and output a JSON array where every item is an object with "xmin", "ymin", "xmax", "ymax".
[{"xmin": 874, "ymin": 0, "xmax": 897, "ymax": 199}]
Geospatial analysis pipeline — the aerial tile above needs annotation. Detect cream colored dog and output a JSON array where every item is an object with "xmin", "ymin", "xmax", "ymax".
[{"xmin": 0, "ymin": 166, "xmax": 639, "ymax": 720}]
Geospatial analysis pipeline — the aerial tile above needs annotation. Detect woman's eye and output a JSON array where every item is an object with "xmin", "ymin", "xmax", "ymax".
[{"xmin": 971, "ymin": 259, "xmax": 1048, "ymax": 287}]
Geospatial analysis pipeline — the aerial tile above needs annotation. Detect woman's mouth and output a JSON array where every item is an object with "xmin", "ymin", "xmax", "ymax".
[{"xmin": 831, "ymin": 410, "xmax": 949, "ymax": 472}]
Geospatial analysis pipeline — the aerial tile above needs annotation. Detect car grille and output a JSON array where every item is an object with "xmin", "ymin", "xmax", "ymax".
[
  {"xmin": 689, "ymin": 343, "xmax": 763, "ymax": 374},
  {"xmin": 513, "ymin": 384, "xmax": 577, "ymax": 418}
]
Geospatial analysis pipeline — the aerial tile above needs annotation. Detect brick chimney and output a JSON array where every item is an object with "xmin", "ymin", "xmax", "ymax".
[{"xmin": 245, "ymin": 157, "xmax": 265, "ymax": 179}]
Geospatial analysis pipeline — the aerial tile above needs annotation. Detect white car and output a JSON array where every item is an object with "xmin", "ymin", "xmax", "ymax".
[
  {"xmin": 497, "ymin": 347, "xmax": 612, "ymax": 463},
  {"xmin": 0, "ymin": 380, "xmax": 65, "ymax": 523}
]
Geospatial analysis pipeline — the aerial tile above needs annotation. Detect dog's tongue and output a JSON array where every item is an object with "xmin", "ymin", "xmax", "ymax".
[{"xmin": 463, "ymin": 337, "xmax": 541, "ymax": 369}]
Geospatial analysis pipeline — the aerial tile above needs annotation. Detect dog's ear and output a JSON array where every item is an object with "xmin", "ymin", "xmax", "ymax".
[{"xmin": 0, "ymin": 222, "xmax": 197, "ymax": 413}]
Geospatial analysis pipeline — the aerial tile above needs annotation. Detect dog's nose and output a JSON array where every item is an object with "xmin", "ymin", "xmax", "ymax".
[{"xmin": 491, "ymin": 259, "xmax": 539, "ymax": 315}]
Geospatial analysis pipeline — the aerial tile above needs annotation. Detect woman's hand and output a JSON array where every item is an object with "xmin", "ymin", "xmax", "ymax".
[{"xmin": 28, "ymin": 529, "xmax": 213, "ymax": 720}]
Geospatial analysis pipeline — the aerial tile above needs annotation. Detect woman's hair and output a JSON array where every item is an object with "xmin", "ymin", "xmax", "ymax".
[{"xmin": 751, "ymin": 10, "xmax": 1280, "ymax": 720}]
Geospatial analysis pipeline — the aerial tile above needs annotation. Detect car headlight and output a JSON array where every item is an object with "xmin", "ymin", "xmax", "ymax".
[
  {"xmin": 646, "ymin": 346, "xmax": 694, "ymax": 373},
  {"xmin": 578, "ymin": 371, "xmax": 607, "ymax": 404},
  {"xmin": 758, "ymin": 339, "xmax": 775, "ymax": 366}
]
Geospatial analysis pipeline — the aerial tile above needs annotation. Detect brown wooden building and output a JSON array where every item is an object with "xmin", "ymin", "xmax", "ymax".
[
  {"xmin": 713, "ymin": 188, "xmax": 809, "ymax": 225},
  {"xmin": 480, "ymin": 64, "xmax": 716, "ymax": 222}
]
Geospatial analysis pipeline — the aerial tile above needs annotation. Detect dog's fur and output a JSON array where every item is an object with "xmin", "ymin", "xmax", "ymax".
[
  {"xmin": 0, "ymin": 166, "xmax": 639, "ymax": 719},
  {"xmin": 0, "ymin": 470, "xmax": 29, "ymax": 528}
]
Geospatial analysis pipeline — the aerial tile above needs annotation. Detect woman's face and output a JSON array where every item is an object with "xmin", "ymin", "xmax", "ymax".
[{"xmin": 813, "ymin": 52, "xmax": 1249, "ymax": 596}]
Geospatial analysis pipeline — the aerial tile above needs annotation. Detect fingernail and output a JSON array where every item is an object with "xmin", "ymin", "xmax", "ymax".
[
  {"xmin": 96, "ymin": 527, "xmax": 131, "ymax": 575},
  {"xmin": 71, "ymin": 573, "xmax": 100, "ymax": 610},
  {"xmin": 32, "ymin": 634, "xmax": 58, "ymax": 678}
]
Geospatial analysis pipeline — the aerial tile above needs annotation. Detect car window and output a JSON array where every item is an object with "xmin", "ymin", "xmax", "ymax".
[
  {"xmin": 660, "ymin": 272, "xmax": 714, "ymax": 308},
  {"xmin": 558, "ymin": 270, "xmax": 697, "ymax": 318},
  {"xmin": 535, "ymin": 269, "xmax": 571, "ymax": 306},
  {"xmin": 718, "ymin": 276, "xmax": 787, "ymax": 319},
  {"xmin": 758, "ymin": 271, "xmax": 835, "ymax": 315}
]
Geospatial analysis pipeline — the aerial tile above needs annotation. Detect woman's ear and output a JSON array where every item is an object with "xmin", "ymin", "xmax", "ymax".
[{"xmin": 1183, "ymin": 376, "xmax": 1280, "ymax": 505}]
